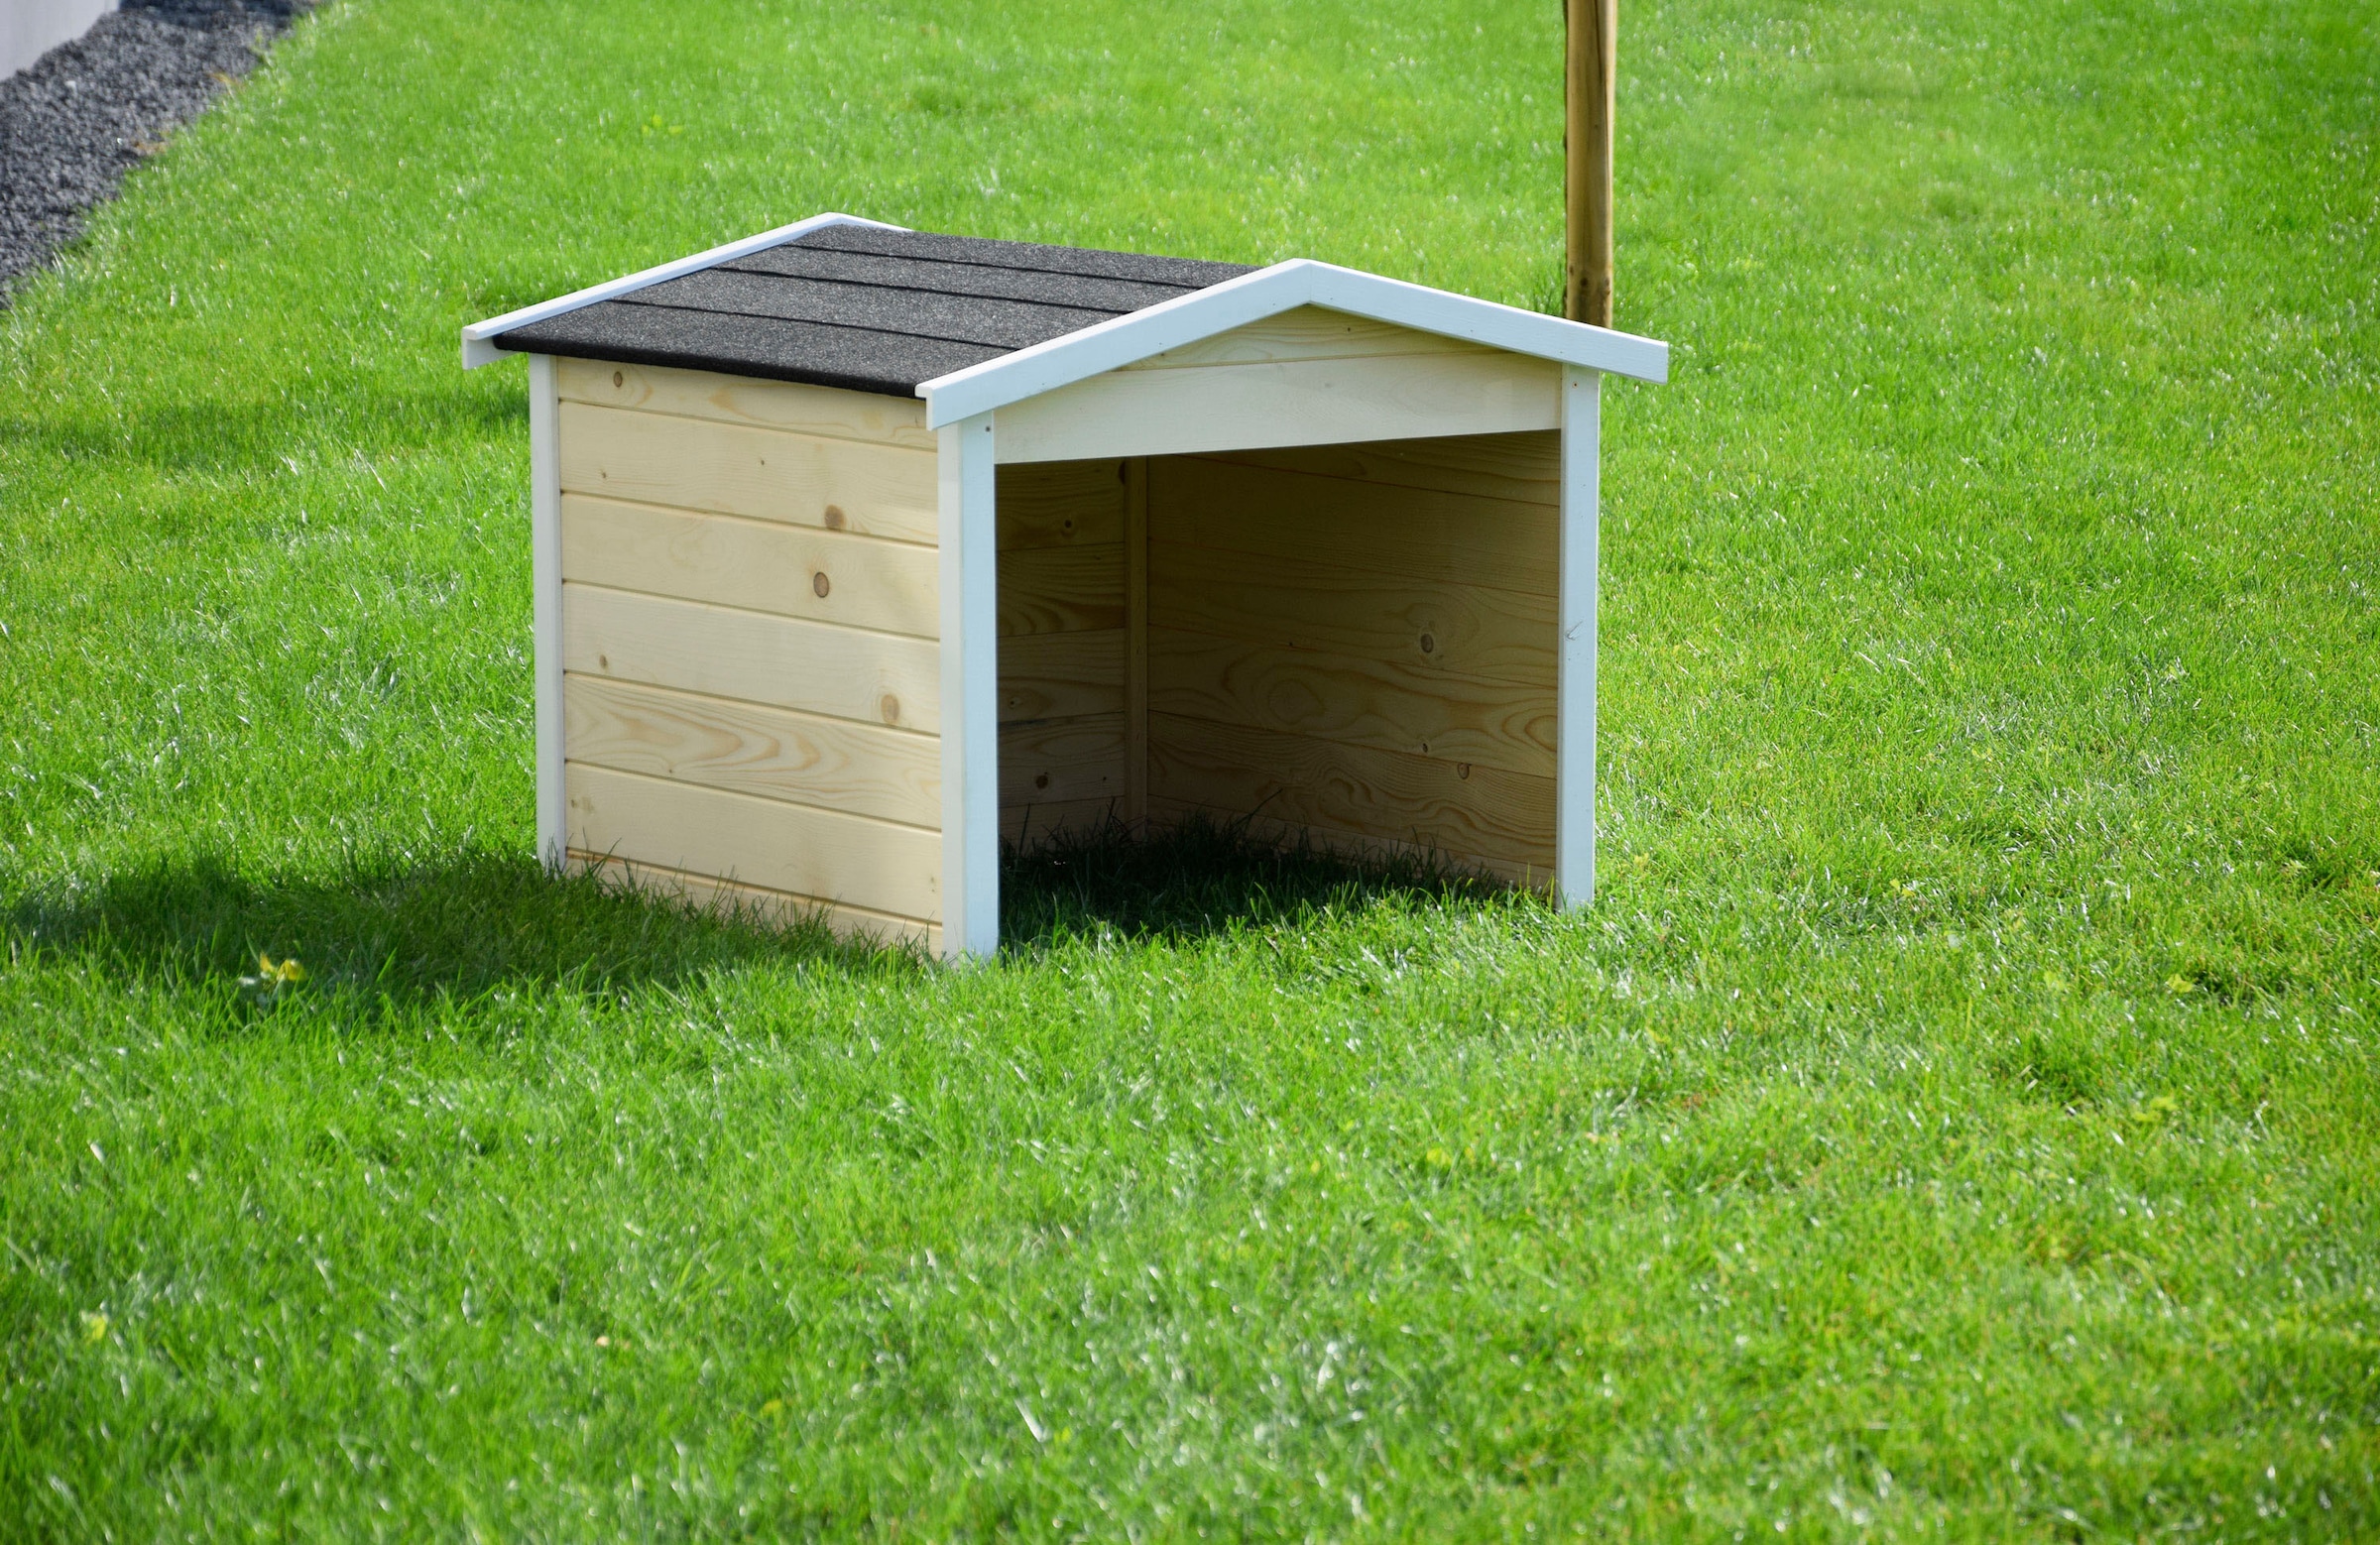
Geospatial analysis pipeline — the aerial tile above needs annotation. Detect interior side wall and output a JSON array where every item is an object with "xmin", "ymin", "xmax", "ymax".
[
  {"xmin": 550, "ymin": 359, "xmax": 944, "ymax": 947},
  {"xmin": 1144, "ymin": 432, "xmax": 1562, "ymax": 883},
  {"xmin": 996, "ymin": 459, "xmax": 1129, "ymax": 845}
]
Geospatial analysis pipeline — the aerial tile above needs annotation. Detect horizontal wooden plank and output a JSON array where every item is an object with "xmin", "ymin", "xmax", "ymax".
[
  {"xmin": 1003, "ymin": 796, "xmax": 1124, "ymax": 848},
  {"xmin": 1198, "ymin": 429, "xmax": 1560, "ymax": 506},
  {"xmin": 563, "ymin": 583, "xmax": 941, "ymax": 732},
  {"xmin": 1000, "ymin": 542, "xmax": 1124, "ymax": 637},
  {"xmin": 566, "ymin": 763, "xmax": 941, "ymax": 922},
  {"xmin": 1000, "ymin": 712, "xmax": 1125, "ymax": 806},
  {"xmin": 1143, "ymin": 799, "xmax": 1542, "ymax": 889},
  {"xmin": 1148, "ymin": 452, "xmax": 1559, "ymax": 597},
  {"xmin": 997, "ymin": 458, "xmax": 1125, "ymax": 548},
  {"xmin": 1147, "ymin": 626, "xmax": 1555, "ymax": 778},
  {"xmin": 557, "ymin": 358, "xmax": 935, "ymax": 450},
  {"xmin": 999, "ymin": 628, "xmax": 1125, "ymax": 723},
  {"xmin": 558, "ymin": 401, "xmax": 937, "ymax": 544},
  {"xmin": 994, "ymin": 351, "xmax": 1561, "ymax": 465},
  {"xmin": 565, "ymin": 674, "xmax": 939, "ymax": 829},
  {"xmin": 1147, "ymin": 713, "xmax": 1555, "ymax": 874},
  {"xmin": 1119, "ymin": 304, "xmax": 1498, "ymax": 371},
  {"xmin": 572, "ymin": 849, "xmax": 938, "ymax": 951},
  {"xmin": 562, "ymin": 496, "xmax": 1093, "ymax": 643},
  {"xmin": 562, "ymin": 494, "xmax": 939, "ymax": 640},
  {"xmin": 1150, "ymin": 540, "xmax": 1556, "ymax": 689}
]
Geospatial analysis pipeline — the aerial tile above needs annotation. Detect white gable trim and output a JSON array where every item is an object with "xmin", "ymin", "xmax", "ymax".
[
  {"xmin": 915, "ymin": 258, "xmax": 1667, "ymax": 427},
  {"xmin": 458, "ymin": 212, "xmax": 905, "ymax": 369}
]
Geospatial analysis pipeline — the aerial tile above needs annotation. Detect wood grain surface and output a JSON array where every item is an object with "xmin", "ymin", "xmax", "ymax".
[
  {"xmin": 1148, "ymin": 452, "xmax": 1560, "ymax": 596},
  {"xmin": 997, "ymin": 628, "xmax": 1126, "ymax": 722},
  {"xmin": 1117, "ymin": 305, "xmax": 1497, "ymax": 371},
  {"xmin": 1200, "ymin": 430, "xmax": 1560, "ymax": 506},
  {"xmin": 561, "ymin": 494, "xmax": 940, "ymax": 639},
  {"xmin": 1149, "ymin": 541, "xmax": 1557, "ymax": 689},
  {"xmin": 1146, "ymin": 712, "xmax": 1555, "ymax": 872},
  {"xmin": 565, "ymin": 673, "xmax": 940, "ymax": 828},
  {"xmin": 562, "ymin": 582, "xmax": 942, "ymax": 732},
  {"xmin": 557, "ymin": 358, "xmax": 934, "ymax": 450},
  {"xmin": 565, "ymin": 762, "xmax": 942, "ymax": 922},
  {"xmin": 559, "ymin": 401, "xmax": 937, "ymax": 543},
  {"xmin": 571, "ymin": 849, "xmax": 938, "ymax": 950},
  {"xmin": 1000, "ymin": 712, "xmax": 1125, "ymax": 805},
  {"xmin": 1147, "ymin": 627, "xmax": 1556, "ymax": 778},
  {"xmin": 998, "ymin": 542, "xmax": 1125, "ymax": 636},
  {"xmin": 994, "ymin": 350, "xmax": 1560, "ymax": 465},
  {"xmin": 997, "ymin": 458, "xmax": 1126, "ymax": 548}
]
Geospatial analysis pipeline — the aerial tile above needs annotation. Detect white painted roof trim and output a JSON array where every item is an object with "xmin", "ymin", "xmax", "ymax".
[
  {"xmin": 458, "ymin": 211, "xmax": 905, "ymax": 369},
  {"xmin": 916, "ymin": 258, "xmax": 1667, "ymax": 426}
]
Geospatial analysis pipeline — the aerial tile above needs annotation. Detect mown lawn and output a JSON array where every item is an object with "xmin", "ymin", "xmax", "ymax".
[{"xmin": 3, "ymin": 0, "xmax": 2376, "ymax": 1537}]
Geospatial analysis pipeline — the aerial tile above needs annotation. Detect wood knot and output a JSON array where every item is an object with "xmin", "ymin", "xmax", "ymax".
[
  {"xmin": 1034, "ymin": 772, "xmax": 1050, "ymax": 790},
  {"xmin": 812, "ymin": 571, "xmax": 831, "ymax": 598},
  {"xmin": 879, "ymin": 693, "xmax": 900, "ymax": 725},
  {"xmin": 1418, "ymin": 633, "xmax": 1436, "ymax": 654},
  {"xmin": 1457, "ymin": 763, "xmax": 1473, "ymax": 780},
  {"xmin": 823, "ymin": 505, "xmax": 847, "ymax": 532},
  {"xmin": 612, "ymin": 370, "xmax": 624, "ymax": 388}
]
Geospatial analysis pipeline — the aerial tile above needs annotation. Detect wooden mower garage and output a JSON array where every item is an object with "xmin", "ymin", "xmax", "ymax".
[{"xmin": 462, "ymin": 213, "xmax": 1668, "ymax": 958}]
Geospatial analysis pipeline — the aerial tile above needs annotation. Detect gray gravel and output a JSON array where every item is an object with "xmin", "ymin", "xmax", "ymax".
[{"xmin": 1, "ymin": 0, "xmax": 311, "ymax": 300}]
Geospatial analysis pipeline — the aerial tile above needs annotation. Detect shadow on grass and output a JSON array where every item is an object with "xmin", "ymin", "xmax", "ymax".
[
  {"xmin": 1, "ymin": 818, "xmax": 1507, "ymax": 1012},
  {"xmin": 2, "ymin": 383, "xmax": 525, "ymax": 480},
  {"xmin": 2, "ymin": 847, "xmax": 910, "ymax": 1015},
  {"xmin": 1001, "ymin": 812, "xmax": 1509, "ymax": 949}
]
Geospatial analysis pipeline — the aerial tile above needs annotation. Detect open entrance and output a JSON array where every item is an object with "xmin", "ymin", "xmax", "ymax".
[{"xmin": 998, "ymin": 430, "xmax": 1562, "ymax": 885}]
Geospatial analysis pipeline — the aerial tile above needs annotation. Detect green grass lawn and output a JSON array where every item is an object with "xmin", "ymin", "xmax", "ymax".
[{"xmin": 3, "ymin": 0, "xmax": 2377, "ymax": 1535}]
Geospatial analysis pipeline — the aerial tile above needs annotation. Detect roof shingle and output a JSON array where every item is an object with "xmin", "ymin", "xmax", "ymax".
[{"xmin": 495, "ymin": 225, "xmax": 1254, "ymax": 396}]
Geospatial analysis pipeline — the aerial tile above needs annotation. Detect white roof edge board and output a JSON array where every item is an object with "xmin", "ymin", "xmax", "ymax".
[
  {"xmin": 916, "ymin": 257, "xmax": 1667, "ymax": 426},
  {"xmin": 457, "ymin": 211, "xmax": 906, "ymax": 369}
]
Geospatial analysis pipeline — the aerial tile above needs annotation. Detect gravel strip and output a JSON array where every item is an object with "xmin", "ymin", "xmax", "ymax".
[{"xmin": 0, "ymin": 0, "xmax": 311, "ymax": 300}]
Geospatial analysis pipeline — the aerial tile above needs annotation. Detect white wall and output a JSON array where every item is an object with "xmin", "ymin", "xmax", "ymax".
[{"xmin": 3, "ymin": 0, "xmax": 117, "ymax": 80}]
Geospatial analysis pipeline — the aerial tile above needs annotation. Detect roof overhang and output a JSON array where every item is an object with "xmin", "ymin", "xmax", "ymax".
[
  {"xmin": 458, "ymin": 211, "xmax": 904, "ymax": 369},
  {"xmin": 459, "ymin": 214, "xmax": 1670, "ymax": 403},
  {"xmin": 915, "ymin": 258, "xmax": 1667, "ymax": 427}
]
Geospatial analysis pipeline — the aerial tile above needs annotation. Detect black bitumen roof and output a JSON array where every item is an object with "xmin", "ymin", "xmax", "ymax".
[{"xmin": 494, "ymin": 224, "xmax": 1256, "ymax": 397}]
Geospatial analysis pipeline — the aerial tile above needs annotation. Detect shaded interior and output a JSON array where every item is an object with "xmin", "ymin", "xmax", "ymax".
[{"xmin": 997, "ymin": 431, "xmax": 1560, "ymax": 884}]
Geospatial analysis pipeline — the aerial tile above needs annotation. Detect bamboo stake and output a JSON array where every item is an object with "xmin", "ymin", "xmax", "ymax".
[{"xmin": 1565, "ymin": 0, "xmax": 1615, "ymax": 327}]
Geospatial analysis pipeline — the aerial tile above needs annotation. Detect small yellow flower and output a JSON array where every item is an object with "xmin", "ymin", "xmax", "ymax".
[
  {"xmin": 761, "ymin": 1398, "xmax": 785, "ymax": 1416},
  {"xmin": 258, "ymin": 953, "xmax": 306, "ymax": 984},
  {"xmin": 80, "ymin": 1311, "xmax": 109, "ymax": 1343},
  {"xmin": 2166, "ymin": 974, "xmax": 2196, "ymax": 995}
]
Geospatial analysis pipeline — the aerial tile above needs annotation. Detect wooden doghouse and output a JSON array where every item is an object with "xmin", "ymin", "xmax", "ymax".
[{"xmin": 462, "ymin": 213, "xmax": 1667, "ymax": 957}]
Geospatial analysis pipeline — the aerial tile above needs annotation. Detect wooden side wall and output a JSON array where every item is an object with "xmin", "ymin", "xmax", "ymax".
[
  {"xmin": 1144, "ymin": 432, "xmax": 1563, "ymax": 883},
  {"xmin": 551, "ymin": 359, "xmax": 945, "ymax": 948},
  {"xmin": 997, "ymin": 459, "xmax": 1129, "ymax": 845}
]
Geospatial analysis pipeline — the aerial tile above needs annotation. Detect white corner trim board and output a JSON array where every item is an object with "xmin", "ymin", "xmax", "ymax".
[
  {"xmin": 1555, "ymin": 364, "xmax": 1601, "ymax": 910},
  {"xmin": 916, "ymin": 259, "xmax": 1668, "ymax": 426},
  {"xmin": 458, "ymin": 212, "xmax": 905, "ymax": 369},
  {"xmin": 935, "ymin": 412, "xmax": 1001, "ymax": 961},
  {"xmin": 528, "ymin": 353, "xmax": 566, "ymax": 873}
]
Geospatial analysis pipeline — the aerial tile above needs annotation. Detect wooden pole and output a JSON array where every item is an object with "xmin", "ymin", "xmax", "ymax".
[{"xmin": 1565, "ymin": 0, "xmax": 1615, "ymax": 327}]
